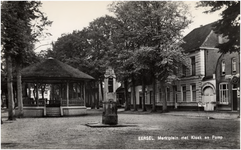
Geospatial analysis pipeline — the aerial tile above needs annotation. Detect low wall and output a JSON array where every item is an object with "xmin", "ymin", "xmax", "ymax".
[
  {"xmin": 60, "ymin": 106, "xmax": 87, "ymax": 116},
  {"xmin": 23, "ymin": 107, "xmax": 46, "ymax": 117},
  {"xmin": 23, "ymin": 106, "xmax": 87, "ymax": 117}
]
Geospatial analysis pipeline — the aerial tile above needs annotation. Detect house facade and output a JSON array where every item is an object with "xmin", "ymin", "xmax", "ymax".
[
  {"xmin": 175, "ymin": 23, "xmax": 221, "ymax": 110},
  {"xmin": 215, "ymin": 52, "xmax": 240, "ymax": 111},
  {"xmin": 128, "ymin": 22, "xmax": 239, "ymax": 111}
]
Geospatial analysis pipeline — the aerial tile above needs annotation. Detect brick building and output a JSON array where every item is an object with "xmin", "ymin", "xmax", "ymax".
[{"xmin": 215, "ymin": 52, "xmax": 240, "ymax": 111}]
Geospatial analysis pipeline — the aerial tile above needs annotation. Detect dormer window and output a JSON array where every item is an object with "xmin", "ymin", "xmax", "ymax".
[
  {"xmin": 221, "ymin": 60, "xmax": 225, "ymax": 76},
  {"xmin": 232, "ymin": 58, "xmax": 237, "ymax": 74}
]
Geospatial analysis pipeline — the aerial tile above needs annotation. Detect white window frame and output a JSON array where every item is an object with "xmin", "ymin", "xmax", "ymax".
[
  {"xmin": 181, "ymin": 85, "xmax": 186, "ymax": 102},
  {"xmin": 190, "ymin": 84, "xmax": 196, "ymax": 102},
  {"xmin": 182, "ymin": 64, "xmax": 186, "ymax": 77},
  {"xmin": 232, "ymin": 58, "xmax": 237, "ymax": 74},
  {"xmin": 221, "ymin": 60, "xmax": 225, "ymax": 76},
  {"xmin": 191, "ymin": 56, "xmax": 196, "ymax": 76},
  {"xmin": 219, "ymin": 83, "xmax": 229, "ymax": 104}
]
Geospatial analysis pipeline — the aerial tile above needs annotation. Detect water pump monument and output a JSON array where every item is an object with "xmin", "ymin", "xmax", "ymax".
[{"xmin": 102, "ymin": 67, "xmax": 118, "ymax": 125}]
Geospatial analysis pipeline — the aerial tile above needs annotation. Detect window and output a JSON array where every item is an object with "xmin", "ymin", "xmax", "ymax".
[
  {"xmin": 221, "ymin": 60, "xmax": 225, "ymax": 75},
  {"xmin": 219, "ymin": 83, "xmax": 229, "ymax": 104},
  {"xmin": 191, "ymin": 84, "xmax": 196, "ymax": 102},
  {"xmin": 181, "ymin": 85, "xmax": 186, "ymax": 102},
  {"xmin": 232, "ymin": 58, "xmax": 237, "ymax": 74},
  {"xmin": 191, "ymin": 57, "xmax": 196, "ymax": 76},
  {"xmin": 167, "ymin": 87, "xmax": 170, "ymax": 101},
  {"xmin": 182, "ymin": 65, "xmax": 187, "ymax": 77},
  {"xmin": 173, "ymin": 85, "xmax": 177, "ymax": 102},
  {"xmin": 108, "ymin": 78, "xmax": 113, "ymax": 92}
]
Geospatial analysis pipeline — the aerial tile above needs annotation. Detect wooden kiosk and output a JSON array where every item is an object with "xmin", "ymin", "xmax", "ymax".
[{"xmin": 21, "ymin": 57, "xmax": 94, "ymax": 117}]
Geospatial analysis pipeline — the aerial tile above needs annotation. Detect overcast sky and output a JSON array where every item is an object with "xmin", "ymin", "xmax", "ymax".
[{"xmin": 35, "ymin": 1, "xmax": 222, "ymax": 53}]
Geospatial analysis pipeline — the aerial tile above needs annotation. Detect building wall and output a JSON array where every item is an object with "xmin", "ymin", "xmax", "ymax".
[
  {"xmin": 175, "ymin": 50, "xmax": 203, "ymax": 107},
  {"xmin": 128, "ymin": 31, "xmax": 237, "ymax": 111},
  {"xmin": 200, "ymin": 49, "xmax": 205, "ymax": 76},
  {"xmin": 129, "ymin": 50, "xmax": 205, "ymax": 109},
  {"xmin": 176, "ymin": 77, "xmax": 202, "ymax": 107},
  {"xmin": 216, "ymin": 52, "xmax": 240, "ymax": 111},
  {"xmin": 204, "ymin": 48, "xmax": 221, "ymax": 77}
]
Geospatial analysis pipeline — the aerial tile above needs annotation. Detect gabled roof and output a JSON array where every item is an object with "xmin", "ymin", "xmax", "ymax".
[
  {"xmin": 21, "ymin": 58, "xmax": 95, "ymax": 81},
  {"xmin": 181, "ymin": 22, "xmax": 219, "ymax": 52}
]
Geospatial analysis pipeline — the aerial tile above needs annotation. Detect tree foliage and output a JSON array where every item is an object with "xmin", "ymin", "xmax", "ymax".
[
  {"xmin": 109, "ymin": 1, "xmax": 191, "ymax": 80},
  {"xmin": 47, "ymin": 1, "xmax": 192, "ymax": 111},
  {"xmin": 49, "ymin": 15, "xmax": 124, "ymax": 80},
  {"xmin": 196, "ymin": 1, "xmax": 240, "ymax": 53},
  {"xmin": 1, "ymin": 1, "xmax": 52, "ymax": 118},
  {"xmin": 109, "ymin": 1, "xmax": 191, "ymax": 111},
  {"xmin": 1, "ymin": 1, "xmax": 52, "ymax": 62},
  {"xmin": 109, "ymin": 1, "xmax": 191, "ymax": 47}
]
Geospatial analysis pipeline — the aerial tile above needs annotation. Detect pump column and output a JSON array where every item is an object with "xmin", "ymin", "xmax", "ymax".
[{"xmin": 102, "ymin": 67, "xmax": 118, "ymax": 125}]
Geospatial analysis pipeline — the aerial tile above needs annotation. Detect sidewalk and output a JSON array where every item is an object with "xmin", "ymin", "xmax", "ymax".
[
  {"xmin": 114, "ymin": 108, "xmax": 240, "ymax": 120},
  {"xmin": 163, "ymin": 110, "xmax": 240, "ymax": 120}
]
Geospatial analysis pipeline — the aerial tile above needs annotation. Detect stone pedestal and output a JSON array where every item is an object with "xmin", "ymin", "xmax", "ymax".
[
  {"xmin": 102, "ymin": 100, "xmax": 118, "ymax": 125},
  {"xmin": 102, "ymin": 67, "xmax": 118, "ymax": 125}
]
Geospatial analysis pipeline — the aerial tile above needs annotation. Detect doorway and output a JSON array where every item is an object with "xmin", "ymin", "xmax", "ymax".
[
  {"xmin": 232, "ymin": 84, "xmax": 238, "ymax": 111},
  {"xmin": 203, "ymin": 86, "xmax": 214, "ymax": 103}
]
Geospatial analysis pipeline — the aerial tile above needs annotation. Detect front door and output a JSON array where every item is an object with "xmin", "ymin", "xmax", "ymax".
[
  {"xmin": 203, "ymin": 86, "xmax": 214, "ymax": 103},
  {"xmin": 233, "ymin": 90, "xmax": 237, "ymax": 111},
  {"xmin": 232, "ymin": 84, "xmax": 238, "ymax": 111}
]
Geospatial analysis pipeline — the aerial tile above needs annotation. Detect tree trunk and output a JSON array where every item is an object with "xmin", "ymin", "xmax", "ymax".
[
  {"xmin": 1, "ymin": 92, "xmax": 3, "ymax": 108},
  {"xmin": 152, "ymin": 78, "xmax": 156, "ymax": 112},
  {"xmin": 124, "ymin": 79, "xmax": 130, "ymax": 111},
  {"xmin": 16, "ymin": 63, "xmax": 23, "ymax": 118},
  {"xmin": 35, "ymin": 84, "xmax": 39, "ymax": 106},
  {"xmin": 6, "ymin": 55, "xmax": 15, "ymax": 120},
  {"xmin": 95, "ymin": 81, "xmax": 99, "ymax": 109},
  {"xmin": 13, "ymin": 85, "xmax": 17, "ymax": 108},
  {"xmin": 132, "ymin": 75, "xmax": 137, "ymax": 111},
  {"xmin": 90, "ymin": 82, "xmax": 95, "ymax": 109},
  {"xmin": 97, "ymin": 80, "xmax": 102, "ymax": 109},
  {"xmin": 100, "ymin": 80, "xmax": 104, "ymax": 101},
  {"xmin": 96, "ymin": 88, "xmax": 99, "ymax": 109},
  {"xmin": 142, "ymin": 75, "xmax": 146, "ymax": 111},
  {"xmin": 160, "ymin": 82, "xmax": 167, "ymax": 112}
]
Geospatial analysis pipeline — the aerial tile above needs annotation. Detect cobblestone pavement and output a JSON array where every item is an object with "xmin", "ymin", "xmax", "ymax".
[{"xmin": 1, "ymin": 109, "xmax": 240, "ymax": 149}]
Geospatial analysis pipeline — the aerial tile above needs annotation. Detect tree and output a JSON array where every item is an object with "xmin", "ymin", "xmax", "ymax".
[
  {"xmin": 49, "ymin": 15, "xmax": 124, "ymax": 108},
  {"xmin": 115, "ymin": 51, "xmax": 136, "ymax": 111},
  {"xmin": 1, "ymin": 1, "xmax": 52, "ymax": 119},
  {"xmin": 196, "ymin": 1, "xmax": 240, "ymax": 53},
  {"xmin": 109, "ymin": 1, "xmax": 191, "ymax": 112},
  {"xmin": 133, "ymin": 47, "xmax": 157, "ymax": 111}
]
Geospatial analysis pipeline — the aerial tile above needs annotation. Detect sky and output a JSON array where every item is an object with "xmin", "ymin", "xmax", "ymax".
[{"xmin": 34, "ymin": 1, "xmax": 222, "ymax": 53}]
